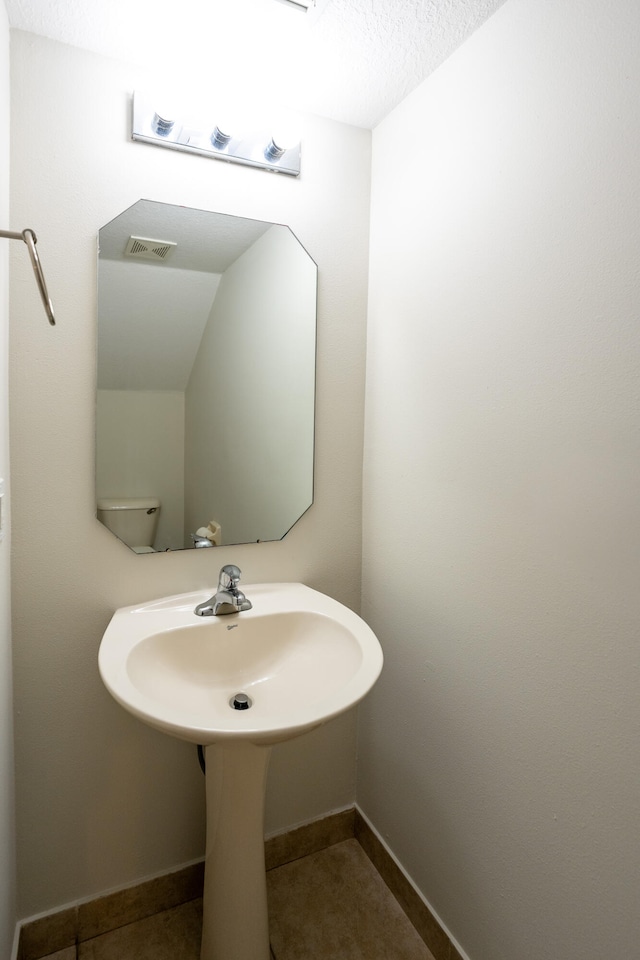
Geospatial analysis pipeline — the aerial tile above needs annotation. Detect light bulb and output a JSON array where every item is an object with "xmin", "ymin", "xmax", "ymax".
[
  {"xmin": 264, "ymin": 124, "xmax": 300, "ymax": 161},
  {"xmin": 152, "ymin": 98, "xmax": 179, "ymax": 136},
  {"xmin": 211, "ymin": 125, "xmax": 232, "ymax": 149}
]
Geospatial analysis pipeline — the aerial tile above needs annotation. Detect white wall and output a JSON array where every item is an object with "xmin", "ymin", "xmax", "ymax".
[
  {"xmin": 0, "ymin": 5, "xmax": 16, "ymax": 956},
  {"xmin": 10, "ymin": 32, "xmax": 371, "ymax": 918},
  {"xmin": 185, "ymin": 225, "xmax": 316, "ymax": 545},
  {"xmin": 96, "ymin": 389, "xmax": 185, "ymax": 549},
  {"xmin": 360, "ymin": 1, "xmax": 640, "ymax": 958}
]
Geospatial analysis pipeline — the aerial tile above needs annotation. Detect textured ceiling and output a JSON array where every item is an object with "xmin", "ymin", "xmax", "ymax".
[{"xmin": 5, "ymin": 0, "xmax": 507, "ymax": 128}]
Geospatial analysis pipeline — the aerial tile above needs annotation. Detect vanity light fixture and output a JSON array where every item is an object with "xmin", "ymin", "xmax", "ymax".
[{"xmin": 131, "ymin": 91, "xmax": 301, "ymax": 177}]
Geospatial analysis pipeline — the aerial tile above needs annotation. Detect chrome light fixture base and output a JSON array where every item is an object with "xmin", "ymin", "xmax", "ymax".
[
  {"xmin": 274, "ymin": 0, "xmax": 315, "ymax": 10},
  {"xmin": 131, "ymin": 91, "xmax": 301, "ymax": 177}
]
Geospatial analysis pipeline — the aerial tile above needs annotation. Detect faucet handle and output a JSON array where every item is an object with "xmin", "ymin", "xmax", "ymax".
[{"xmin": 219, "ymin": 564, "xmax": 242, "ymax": 589}]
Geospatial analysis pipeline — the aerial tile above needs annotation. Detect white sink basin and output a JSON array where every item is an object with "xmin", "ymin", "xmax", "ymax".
[{"xmin": 99, "ymin": 582, "xmax": 383, "ymax": 745}]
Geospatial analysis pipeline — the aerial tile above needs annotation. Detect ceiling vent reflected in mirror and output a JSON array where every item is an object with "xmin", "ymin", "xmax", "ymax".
[{"xmin": 125, "ymin": 235, "xmax": 177, "ymax": 262}]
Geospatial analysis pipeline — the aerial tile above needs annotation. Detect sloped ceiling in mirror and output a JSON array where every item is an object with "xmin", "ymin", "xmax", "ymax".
[{"xmin": 98, "ymin": 202, "xmax": 271, "ymax": 391}]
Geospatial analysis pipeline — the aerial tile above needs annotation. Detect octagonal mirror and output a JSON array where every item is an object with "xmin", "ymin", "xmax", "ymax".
[{"xmin": 96, "ymin": 200, "xmax": 317, "ymax": 552}]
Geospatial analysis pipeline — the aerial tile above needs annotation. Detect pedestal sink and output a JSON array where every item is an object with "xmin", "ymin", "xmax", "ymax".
[{"xmin": 98, "ymin": 582, "xmax": 383, "ymax": 960}]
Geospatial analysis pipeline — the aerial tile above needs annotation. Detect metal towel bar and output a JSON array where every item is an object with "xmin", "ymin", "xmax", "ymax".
[{"xmin": 0, "ymin": 228, "xmax": 55, "ymax": 325}]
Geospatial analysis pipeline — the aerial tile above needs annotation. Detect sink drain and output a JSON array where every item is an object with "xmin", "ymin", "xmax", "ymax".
[{"xmin": 230, "ymin": 692, "xmax": 252, "ymax": 710}]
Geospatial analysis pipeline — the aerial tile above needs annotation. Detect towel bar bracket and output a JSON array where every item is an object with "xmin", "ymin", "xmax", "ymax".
[{"xmin": 0, "ymin": 227, "xmax": 56, "ymax": 325}]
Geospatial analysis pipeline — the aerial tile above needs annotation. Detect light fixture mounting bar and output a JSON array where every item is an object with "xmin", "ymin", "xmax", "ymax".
[
  {"xmin": 131, "ymin": 92, "xmax": 301, "ymax": 177},
  {"xmin": 274, "ymin": 0, "xmax": 315, "ymax": 10}
]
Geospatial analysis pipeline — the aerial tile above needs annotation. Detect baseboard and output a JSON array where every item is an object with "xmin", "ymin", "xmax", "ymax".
[
  {"xmin": 10, "ymin": 923, "xmax": 20, "ymax": 960},
  {"xmin": 354, "ymin": 807, "xmax": 470, "ymax": 960},
  {"xmin": 16, "ymin": 860, "xmax": 205, "ymax": 960},
  {"xmin": 16, "ymin": 807, "xmax": 355, "ymax": 960},
  {"xmin": 265, "ymin": 805, "xmax": 355, "ymax": 870},
  {"xmin": 17, "ymin": 805, "xmax": 468, "ymax": 960}
]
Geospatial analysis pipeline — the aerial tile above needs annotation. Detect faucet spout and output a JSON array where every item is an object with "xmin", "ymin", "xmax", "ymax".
[{"xmin": 194, "ymin": 565, "xmax": 253, "ymax": 617}]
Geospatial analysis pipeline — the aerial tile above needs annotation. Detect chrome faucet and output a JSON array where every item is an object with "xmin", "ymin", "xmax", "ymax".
[
  {"xmin": 190, "ymin": 532, "xmax": 215, "ymax": 548},
  {"xmin": 194, "ymin": 565, "xmax": 253, "ymax": 617}
]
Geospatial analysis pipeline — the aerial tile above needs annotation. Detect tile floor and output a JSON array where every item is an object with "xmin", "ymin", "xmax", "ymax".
[{"xmin": 40, "ymin": 840, "xmax": 436, "ymax": 960}]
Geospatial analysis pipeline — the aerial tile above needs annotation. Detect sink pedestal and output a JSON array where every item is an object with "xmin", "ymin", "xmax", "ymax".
[{"xmin": 201, "ymin": 741, "xmax": 272, "ymax": 960}]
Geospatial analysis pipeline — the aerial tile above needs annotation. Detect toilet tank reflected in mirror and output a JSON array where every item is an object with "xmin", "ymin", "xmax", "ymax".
[{"xmin": 97, "ymin": 497, "xmax": 161, "ymax": 554}]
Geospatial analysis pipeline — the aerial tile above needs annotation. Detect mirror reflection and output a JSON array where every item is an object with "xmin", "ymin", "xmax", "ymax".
[{"xmin": 96, "ymin": 200, "xmax": 317, "ymax": 552}]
